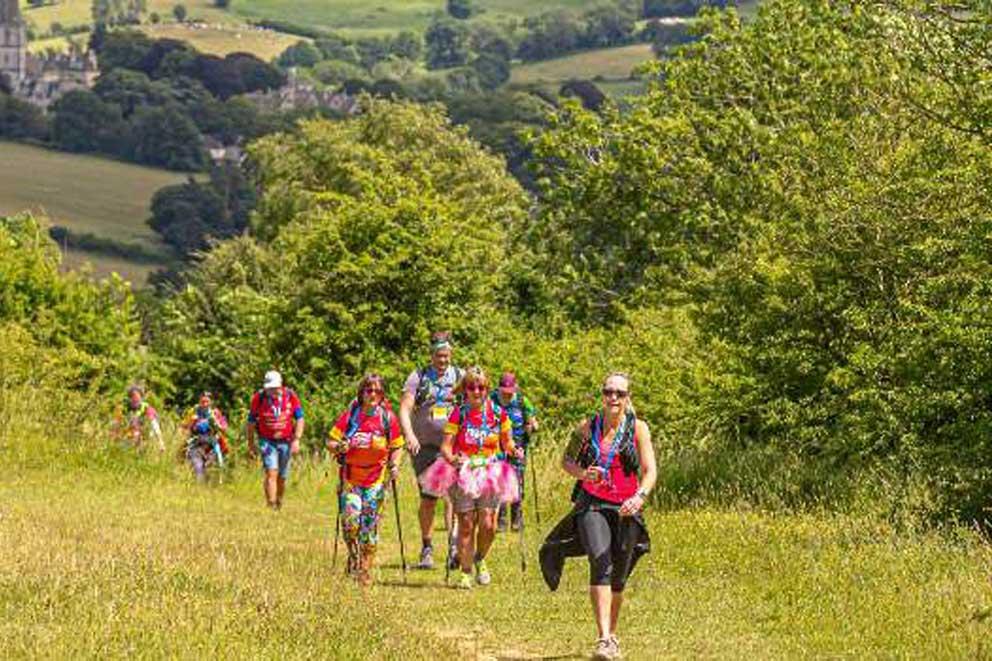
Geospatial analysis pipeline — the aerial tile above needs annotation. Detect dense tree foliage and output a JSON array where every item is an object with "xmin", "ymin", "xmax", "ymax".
[
  {"xmin": 153, "ymin": 101, "xmax": 528, "ymax": 408},
  {"xmin": 148, "ymin": 165, "xmax": 255, "ymax": 253},
  {"xmin": 18, "ymin": 0, "xmax": 992, "ymax": 526},
  {"xmin": 0, "ymin": 214, "xmax": 141, "ymax": 388},
  {"xmin": 522, "ymin": 0, "xmax": 992, "ymax": 521}
]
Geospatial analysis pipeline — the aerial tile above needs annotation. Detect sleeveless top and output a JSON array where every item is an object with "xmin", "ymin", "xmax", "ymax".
[{"xmin": 578, "ymin": 412, "xmax": 640, "ymax": 505}]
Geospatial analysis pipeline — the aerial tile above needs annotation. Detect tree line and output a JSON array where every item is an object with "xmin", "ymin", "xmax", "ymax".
[{"xmin": 12, "ymin": 0, "xmax": 992, "ymax": 529}]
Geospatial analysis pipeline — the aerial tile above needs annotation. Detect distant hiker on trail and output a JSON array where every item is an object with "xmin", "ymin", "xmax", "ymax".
[
  {"xmin": 327, "ymin": 373, "xmax": 405, "ymax": 587},
  {"xmin": 399, "ymin": 330, "xmax": 464, "ymax": 570},
  {"xmin": 420, "ymin": 366, "xmax": 522, "ymax": 589},
  {"xmin": 246, "ymin": 370, "xmax": 305, "ymax": 510},
  {"xmin": 111, "ymin": 385, "xmax": 163, "ymax": 451},
  {"xmin": 491, "ymin": 372, "xmax": 538, "ymax": 532},
  {"xmin": 181, "ymin": 392, "xmax": 229, "ymax": 483},
  {"xmin": 539, "ymin": 372, "xmax": 657, "ymax": 661}
]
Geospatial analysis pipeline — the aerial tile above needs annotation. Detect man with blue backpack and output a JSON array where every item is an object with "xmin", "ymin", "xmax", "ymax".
[
  {"xmin": 399, "ymin": 331, "xmax": 464, "ymax": 570},
  {"xmin": 492, "ymin": 372, "xmax": 539, "ymax": 532}
]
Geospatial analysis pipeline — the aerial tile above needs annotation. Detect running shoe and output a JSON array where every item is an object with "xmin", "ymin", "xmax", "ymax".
[
  {"xmin": 592, "ymin": 637, "xmax": 619, "ymax": 661},
  {"xmin": 416, "ymin": 546, "xmax": 434, "ymax": 570},
  {"xmin": 610, "ymin": 635, "xmax": 623, "ymax": 659},
  {"xmin": 456, "ymin": 571, "xmax": 473, "ymax": 590},
  {"xmin": 446, "ymin": 545, "xmax": 459, "ymax": 570},
  {"xmin": 474, "ymin": 558, "xmax": 492, "ymax": 586}
]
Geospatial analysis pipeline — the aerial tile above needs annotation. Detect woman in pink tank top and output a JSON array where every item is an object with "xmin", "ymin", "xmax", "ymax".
[{"xmin": 556, "ymin": 372, "xmax": 657, "ymax": 661}]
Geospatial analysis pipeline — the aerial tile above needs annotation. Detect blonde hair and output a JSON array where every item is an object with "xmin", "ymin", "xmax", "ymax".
[
  {"xmin": 602, "ymin": 371, "xmax": 635, "ymax": 416},
  {"xmin": 454, "ymin": 365, "xmax": 489, "ymax": 396}
]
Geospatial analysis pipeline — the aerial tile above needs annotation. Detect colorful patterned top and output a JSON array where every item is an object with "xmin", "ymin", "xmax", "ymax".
[
  {"xmin": 114, "ymin": 400, "xmax": 160, "ymax": 441},
  {"xmin": 248, "ymin": 388, "xmax": 304, "ymax": 441},
  {"xmin": 329, "ymin": 401, "xmax": 404, "ymax": 487},
  {"xmin": 444, "ymin": 400, "xmax": 514, "ymax": 458},
  {"xmin": 182, "ymin": 406, "xmax": 229, "ymax": 452},
  {"xmin": 489, "ymin": 391, "xmax": 537, "ymax": 444}
]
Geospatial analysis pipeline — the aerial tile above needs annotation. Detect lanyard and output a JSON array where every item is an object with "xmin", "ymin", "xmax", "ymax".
[
  {"xmin": 263, "ymin": 390, "xmax": 287, "ymax": 420},
  {"xmin": 590, "ymin": 413, "xmax": 626, "ymax": 478},
  {"xmin": 425, "ymin": 366, "xmax": 451, "ymax": 404}
]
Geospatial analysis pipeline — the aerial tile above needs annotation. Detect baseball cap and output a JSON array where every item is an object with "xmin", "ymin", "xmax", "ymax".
[
  {"xmin": 498, "ymin": 372, "xmax": 517, "ymax": 392},
  {"xmin": 263, "ymin": 370, "xmax": 283, "ymax": 389}
]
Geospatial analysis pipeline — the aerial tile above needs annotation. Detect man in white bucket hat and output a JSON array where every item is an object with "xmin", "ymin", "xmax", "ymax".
[{"xmin": 247, "ymin": 370, "xmax": 305, "ymax": 509}]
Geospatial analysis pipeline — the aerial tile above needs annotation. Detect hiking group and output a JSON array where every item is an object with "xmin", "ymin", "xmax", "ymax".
[{"xmin": 115, "ymin": 330, "xmax": 656, "ymax": 661}]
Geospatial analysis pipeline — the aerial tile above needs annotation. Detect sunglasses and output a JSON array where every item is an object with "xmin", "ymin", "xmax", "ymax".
[
  {"xmin": 465, "ymin": 384, "xmax": 487, "ymax": 393},
  {"xmin": 363, "ymin": 386, "xmax": 383, "ymax": 395},
  {"xmin": 601, "ymin": 388, "xmax": 628, "ymax": 399}
]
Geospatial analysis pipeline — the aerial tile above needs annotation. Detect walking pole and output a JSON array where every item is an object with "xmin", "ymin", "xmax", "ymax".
[
  {"xmin": 391, "ymin": 476, "xmax": 408, "ymax": 583},
  {"xmin": 518, "ymin": 498, "xmax": 528, "ymax": 574},
  {"xmin": 445, "ymin": 512, "xmax": 457, "ymax": 585},
  {"xmin": 530, "ymin": 450, "xmax": 541, "ymax": 526},
  {"xmin": 331, "ymin": 460, "xmax": 343, "ymax": 569}
]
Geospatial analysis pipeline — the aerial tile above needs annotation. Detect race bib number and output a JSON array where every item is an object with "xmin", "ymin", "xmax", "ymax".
[
  {"xmin": 467, "ymin": 427, "xmax": 489, "ymax": 448},
  {"xmin": 431, "ymin": 406, "xmax": 450, "ymax": 421},
  {"xmin": 350, "ymin": 432, "xmax": 373, "ymax": 449}
]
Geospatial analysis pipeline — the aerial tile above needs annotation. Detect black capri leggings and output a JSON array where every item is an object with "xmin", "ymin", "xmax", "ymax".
[{"xmin": 576, "ymin": 507, "xmax": 637, "ymax": 592}]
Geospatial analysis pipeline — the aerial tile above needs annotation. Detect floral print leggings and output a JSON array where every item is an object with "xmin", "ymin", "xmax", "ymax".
[{"xmin": 340, "ymin": 481, "xmax": 386, "ymax": 550}]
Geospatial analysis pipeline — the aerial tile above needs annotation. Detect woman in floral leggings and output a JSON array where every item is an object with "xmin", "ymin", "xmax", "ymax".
[{"xmin": 327, "ymin": 373, "xmax": 405, "ymax": 586}]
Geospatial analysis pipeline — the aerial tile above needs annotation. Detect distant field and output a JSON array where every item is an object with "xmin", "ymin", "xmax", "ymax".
[
  {"xmin": 511, "ymin": 43, "xmax": 656, "ymax": 86},
  {"xmin": 0, "ymin": 141, "xmax": 184, "ymax": 283},
  {"xmin": 21, "ymin": 0, "xmax": 596, "ymax": 40},
  {"xmin": 60, "ymin": 248, "xmax": 163, "ymax": 284},
  {"xmin": 20, "ymin": 0, "xmax": 232, "ymax": 33},
  {"xmin": 142, "ymin": 22, "xmax": 301, "ymax": 59},
  {"xmin": 227, "ymin": 0, "xmax": 592, "ymax": 36}
]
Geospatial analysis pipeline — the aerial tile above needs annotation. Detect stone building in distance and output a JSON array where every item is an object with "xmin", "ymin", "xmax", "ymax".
[
  {"xmin": 0, "ymin": 0, "xmax": 99, "ymax": 108},
  {"xmin": 0, "ymin": 0, "xmax": 27, "ymax": 83}
]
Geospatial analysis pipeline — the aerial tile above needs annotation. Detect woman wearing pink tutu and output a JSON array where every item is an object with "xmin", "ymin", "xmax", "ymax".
[{"xmin": 420, "ymin": 366, "xmax": 522, "ymax": 589}]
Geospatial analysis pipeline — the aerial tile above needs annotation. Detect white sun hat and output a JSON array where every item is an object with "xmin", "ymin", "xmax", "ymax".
[{"xmin": 263, "ymin": 370, "xmax": 283, "ymax": 389}]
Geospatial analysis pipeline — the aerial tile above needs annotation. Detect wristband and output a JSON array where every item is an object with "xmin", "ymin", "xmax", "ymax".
[{"xmin": 636, "ymin": 488, "xmax": 649, "ymax": 500}]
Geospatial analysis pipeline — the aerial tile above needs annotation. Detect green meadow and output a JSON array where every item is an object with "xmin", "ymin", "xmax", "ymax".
[
  {"xmin": 3, "ymin": 429, "xmax": 990, "ymax": 659},
  {"xmin": 0, "ymin": 141, "xmax": 182, "ymax": 282}
]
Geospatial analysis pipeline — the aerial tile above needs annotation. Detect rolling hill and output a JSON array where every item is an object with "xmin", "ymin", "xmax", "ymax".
[{"xmin": 0, "ymin": 141, "xmax": 186, "ymax": 283}]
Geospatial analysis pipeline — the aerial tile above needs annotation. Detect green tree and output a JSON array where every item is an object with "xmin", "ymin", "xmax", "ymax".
[
  {"xmin": 425, "ymin": 19, "xmax": 469, "ymax": 70},
  {"xmin": 51, "ymin": 90, "xmax": 125, "ymax": 153},
  {"xmin": 276, "ymin": 41, "xmax": 322, "ymax": 69},
  {"xmin": 470, "ymin": 53, "xmax": 510, "ymax": 91},
  {"xmin": 0, "ymin": 213, "xmax": 140, "ymax": 387},
  {"xmin": 155, "ymin": 101, "xmax": 529, "ymax": 403},
  {"xmin": 173, "ymin": 3, "xmax": 186, "ymax": 22},
  {"xmin": 127, "ymin": 104, "xmax": 206, "ymax": 170},
  {"xmin": 92, "ymin": 69, "xmax": 176, "ymax": 118},
  {"xmin": 447, "ymin": 0, "xmax": 473, "ymax": 20}
]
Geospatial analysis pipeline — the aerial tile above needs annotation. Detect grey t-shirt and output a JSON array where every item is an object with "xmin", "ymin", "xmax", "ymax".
[{"xmin": 404, "ymin": 365, "xmax": 461, "ymax": 448}]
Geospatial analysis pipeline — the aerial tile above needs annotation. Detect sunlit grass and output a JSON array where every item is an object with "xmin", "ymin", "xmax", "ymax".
[{"xmin": 2, "ymin": 413, "xmax": 990, "ymax": 658}]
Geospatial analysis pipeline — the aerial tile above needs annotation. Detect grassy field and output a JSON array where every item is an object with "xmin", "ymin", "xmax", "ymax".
[
  {"xmin": 0, "ymin": 141, "xmax": 183, "ymax": 283},
  {"xmin": 20, "ymin": 0, "xmax": 232, "ymax": 34},
  {"xmin": 3, "ymin": 422, "xmax": 990, "ymax": 659},
  {"xmin": 511, "ymin": 43, "xmax": 655, "ymax": 85},
  {"xmin": 20, "ymin": 0, "xmax": 595, "ymax": 39},
  {"xmin": 142, "ymin": 22, "xmax": 302, "ymax": 59}
]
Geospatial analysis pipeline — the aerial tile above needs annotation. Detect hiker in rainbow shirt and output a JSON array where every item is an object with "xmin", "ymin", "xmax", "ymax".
[
  {"xmin": 181, "ymin": 392, "xmax": 229, "ymax": 482},
  {"xmin": 420, "ymin": 366, "xmax": 523, "ymax": 589},
  {"xmin": 327, "ymin": 373, "xmax": 404, "ymax": 587},
  {"xmin": 112, "ymin": 385, "xmax": 163, "ymax": 451}
]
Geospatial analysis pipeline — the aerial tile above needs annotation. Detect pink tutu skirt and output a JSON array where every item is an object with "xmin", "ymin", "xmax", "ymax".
[{"xmin": 419, "ymin": 457, "xmax": 519, "ymax": 503}]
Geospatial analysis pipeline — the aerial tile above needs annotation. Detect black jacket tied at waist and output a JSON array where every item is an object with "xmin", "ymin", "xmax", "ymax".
[{"xmin": 538, "ymin": 490, "xmax": 651, "ymax": 592}]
